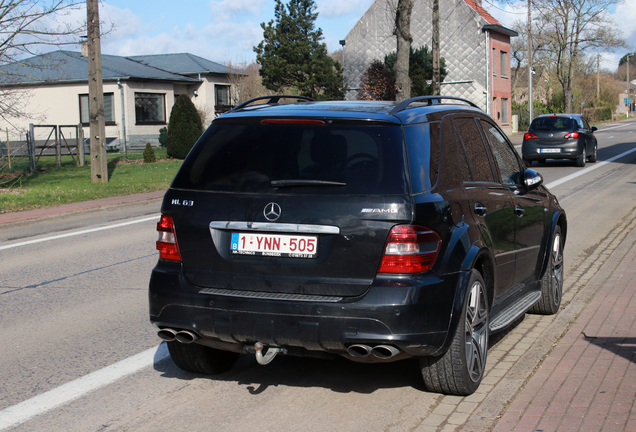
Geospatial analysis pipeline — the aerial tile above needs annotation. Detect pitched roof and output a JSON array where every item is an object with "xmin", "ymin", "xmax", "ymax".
[
  {"xmin": 128, "ymin": 53, "xmax": 243, "ymax": 76},
  {"xmin": 464, "ymin": 0, "xmax": 500, "ymax": 25},
  {"xmin": 0, "ymin": 51, "xmax": 204, "ymax": 86}
]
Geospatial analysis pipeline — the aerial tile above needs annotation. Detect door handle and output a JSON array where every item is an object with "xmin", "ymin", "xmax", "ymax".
[
  {"xmin": 515, "ymin": 204, "xmax": 525, "ymax": 217},
  {"xmin": 474, "ymin": 203, "xmax": 487, "ymax": 216}
]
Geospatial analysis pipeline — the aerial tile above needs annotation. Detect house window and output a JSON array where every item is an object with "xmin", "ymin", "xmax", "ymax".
[
  {"xmin": 500, "ymin": 51, "xmax": 507, "ymax": 77},
  {"xmin": 215, "ymin": 85, "xmax": 230, "ymax": 107},
  {"xmin": 135, "ymin": 93, "xmax": 166, "ymax": 124},
  {"xmin": 79, "ymin": 93, "xmax": 115, "ymax": 125},
  {"xmin": 502, "ymin": 98, "xmax": 508, "ymax": 124}
]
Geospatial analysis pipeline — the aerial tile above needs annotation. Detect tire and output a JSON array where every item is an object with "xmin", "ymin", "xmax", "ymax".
[
  {"xmin": 167, "ymin": 341, "xmax": 239, "ymax": 374},
  {"xmin": 530, "ymin": 225, "xmax": 564, "ymax": 315},
  {"xmin": 420, "ymin": 270, "xmax": 489, "ymax": 395},
  {"xmin": 576, "ymin": 147, "xmax": 586, "ymax": 167},
  {"xmin": 589, "ymin": 144, "xmax": 597, "ymax": 163}
]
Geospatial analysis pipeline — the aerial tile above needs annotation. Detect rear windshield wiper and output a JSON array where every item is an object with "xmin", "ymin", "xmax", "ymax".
[{"xmin": 271, "ymin": 180, "xmax": 347, "ymax": 187}]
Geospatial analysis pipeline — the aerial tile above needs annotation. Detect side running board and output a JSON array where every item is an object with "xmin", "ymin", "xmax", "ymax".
[{"xmin": 489, "ymin": 290, "xmax": 541, "ymax": 333}]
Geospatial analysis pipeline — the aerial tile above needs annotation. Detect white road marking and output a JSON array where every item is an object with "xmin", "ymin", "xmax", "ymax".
[
  {"xmin": 545, "ymin": 147, "xmax": 636, "ymax": 189},
  {"xmin": 0, "ymin": 215, "xmax": 160, "ymax": 251},
  {"xmin": 0, "ymin": 343, "xmax": 170, "ymax": 430},
  {"xmin": 595, "ymin": 123, "xmax": 630, "ymax": 132}
]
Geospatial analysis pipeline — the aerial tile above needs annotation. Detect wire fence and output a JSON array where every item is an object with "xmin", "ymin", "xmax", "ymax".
[{"xmin": 1, "ymin": 125, "xmax": 165, "ymax": 173}]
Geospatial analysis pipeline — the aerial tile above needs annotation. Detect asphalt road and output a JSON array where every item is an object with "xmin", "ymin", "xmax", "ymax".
[{"xmin": 1, "ymin": 118, "xmax": 636, "ymax": 431}]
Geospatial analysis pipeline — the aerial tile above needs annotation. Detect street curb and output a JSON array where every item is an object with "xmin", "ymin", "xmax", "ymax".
[
  {"xmin": 459, "ymin": 204, "xmax": 636, "ymax": 431},
  {"xmin": 0, "ymin": 190, "xmax": 166, "ymax": 227}
]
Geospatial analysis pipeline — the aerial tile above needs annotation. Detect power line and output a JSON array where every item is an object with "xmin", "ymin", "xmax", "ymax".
[{"xmin": 482, "ymin": 0, "xmax": 527, "ymax": 15}]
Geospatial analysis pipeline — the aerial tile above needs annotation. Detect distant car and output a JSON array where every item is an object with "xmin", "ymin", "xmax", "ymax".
[
  {"xmin": 522, "ymin": 114, "xmax": 598, "ymax": 167},
  {"xmin": 149, "ymin": 95, "xmax": 567, "ymax": 396}
]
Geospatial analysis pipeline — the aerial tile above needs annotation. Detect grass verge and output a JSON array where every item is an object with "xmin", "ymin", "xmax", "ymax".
[{"xmin": 0, "ymin": 149, "xmax": 180, "ymax": 213}]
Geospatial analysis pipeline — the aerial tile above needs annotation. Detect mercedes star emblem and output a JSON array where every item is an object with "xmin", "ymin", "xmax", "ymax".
[{"xmin": 264, "ymin": 202, "xmax": 282, "ymax": 221}]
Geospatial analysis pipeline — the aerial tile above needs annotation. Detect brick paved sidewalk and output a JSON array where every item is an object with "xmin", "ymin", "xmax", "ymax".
[{"xmin": 492, "ymin": 242, "xmax": 636, "ymax": 431}]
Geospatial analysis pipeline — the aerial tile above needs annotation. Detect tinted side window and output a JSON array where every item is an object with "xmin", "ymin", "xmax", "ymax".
[
  {"xmin": 403, "ymin": 122, "xmax": 438, "ymax": 193},
  {"xmin": 454, "ymin": 117, "xmax": 495, "ymax": 183},
  {"xmin": 581, "ymin": 117, "xmax": 590, "ymax": 129},
  {"xmin": 480, "ymin": 120, "xmax": 522, "ymax": 185}
]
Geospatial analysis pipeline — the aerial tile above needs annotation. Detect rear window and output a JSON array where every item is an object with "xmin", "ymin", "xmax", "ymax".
[
  {"xmin": 530, "ymin": 117, "xmax": 576, "ymax": 131},
  {"xmin": 171, "ymin": 121, "xmax": 409, "ymax": 195}
]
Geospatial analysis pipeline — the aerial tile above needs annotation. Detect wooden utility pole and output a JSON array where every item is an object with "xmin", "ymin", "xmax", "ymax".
[
  {"xmin": 432, "ymin": 0, "xmax": 440, "ymax": 95},
  {"xmin": 87, "ymin": 0, "xmax": 108, "ymax": 183},
  {"xmin": 597, "ymin": 53, "xmax": 600, "ymax": 102},
  {"xmin": 527, "ymin": 0, "xmax": 533, "ymax": 121}
]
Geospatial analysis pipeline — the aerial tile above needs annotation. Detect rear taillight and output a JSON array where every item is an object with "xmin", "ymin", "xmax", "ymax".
[
  {"xmin": 378, "ymin": 225, "xmax": 441, "ymax": 274},
  {"xmin": 524, "ymin": 133, "xmax": 538, "ymax": 140},
  {"xmin": 564, "ymin": 132, "xmax": 579, "ymax": 139},
  {"xmin": 156, "ymin": 215, "xmax": 181, "ymax": 261}
]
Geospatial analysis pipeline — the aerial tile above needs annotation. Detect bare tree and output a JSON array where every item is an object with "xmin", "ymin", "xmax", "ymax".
[
  {"xmin": 533, "ymin": 0, "xmax": 626, "ymax": 113},
  {"xmin": 0, "ymin": 0, "xmax": 86, "ymax": 122},
  {"xmin": 393, "ymin": 0, "xmax": 412, "ymax": 102},
  {"xmin": 226, "ymin": 61, "xmax": 276, "ymax": 105}
]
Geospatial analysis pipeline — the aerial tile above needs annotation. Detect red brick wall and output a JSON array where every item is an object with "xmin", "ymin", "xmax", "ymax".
[{"xmin": 490, "ymin": 31, "xmax": 512, "ymax": 130}]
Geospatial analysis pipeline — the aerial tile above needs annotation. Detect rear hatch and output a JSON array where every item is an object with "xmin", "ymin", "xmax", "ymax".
[
  {"xmin": 165, "ymin": 117, "xmax": 413, "ymax": 298},
  {"xmin": 530, "ymin": 116, "xmax": 576, "ymax": 147}
]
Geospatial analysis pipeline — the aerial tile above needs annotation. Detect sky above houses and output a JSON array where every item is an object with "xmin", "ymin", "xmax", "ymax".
[{"xmin": 63, "ymin": 0, "xmax": 636, "ymax": 71}]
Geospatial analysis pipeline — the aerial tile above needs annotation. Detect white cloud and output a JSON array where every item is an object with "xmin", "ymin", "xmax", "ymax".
[
  {"xmin": 210, "ymin": 0, "xmax": 266, "ymax": 14},
  {"xmin": 612, "ymin": 1, "xmax": 636, "ymax": 41},
  {"xmin": 99, "ymin": 3, "xmax": 147, "ymax": 40},
  {"xmin": 485, "ymin": 1, "xmax": 526, "ymax": 29}
]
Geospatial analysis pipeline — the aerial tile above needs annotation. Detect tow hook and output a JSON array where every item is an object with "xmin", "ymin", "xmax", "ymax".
[{"xmin": 251, "ymin": 342, "xmax": 286, "ymax": 365}]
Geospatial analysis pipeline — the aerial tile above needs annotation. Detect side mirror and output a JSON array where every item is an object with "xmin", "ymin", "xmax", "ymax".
[
  {"xmin": 591, "ymin": 126, "xmax": 598, "ymax": 132},
  {"xmin": 524, "ymin": 169, "xmax": 543, "ymax": 191}
]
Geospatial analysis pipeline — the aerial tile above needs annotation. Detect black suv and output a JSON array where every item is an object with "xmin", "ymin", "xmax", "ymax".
[{"xmin": 149, "ymin": 95, "xmax": 566, "ymax": 395}]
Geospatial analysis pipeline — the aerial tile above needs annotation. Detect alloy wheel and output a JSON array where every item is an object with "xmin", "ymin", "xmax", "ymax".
[
  {"xmin": 464, "ymin": 280, "xmax": 488, "ymax": 383},
  {"xmin": 551, "ymin": 232, "xmax": 563, "ymax": 306}
]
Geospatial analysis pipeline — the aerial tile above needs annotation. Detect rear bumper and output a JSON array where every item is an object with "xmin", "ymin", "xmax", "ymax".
[
  {"xmin": 522, "ymin": 140, "xmax": 583, "ymax": 160},
  {"xmin": 149, "ymin": 261, "xmax": 462, "ymax": 359}
]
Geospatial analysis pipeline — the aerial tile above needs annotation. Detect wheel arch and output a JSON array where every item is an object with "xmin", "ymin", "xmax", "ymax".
[
  {"xmin": 539, "ymin": 208, "xmax": 567, "ymax": 280},
  {"xmin": 436, "ymin": 243, "xmax": 494, "ymax": 356}
]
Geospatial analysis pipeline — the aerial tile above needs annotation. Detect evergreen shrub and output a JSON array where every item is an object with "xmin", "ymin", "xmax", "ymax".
[
  {"xmin": 143, "ymin": 142, "xmax": 157, "ymax": 163},
  {"xmin": 166, "ymin": 95, "xmax": 204, "ymax": 159}
]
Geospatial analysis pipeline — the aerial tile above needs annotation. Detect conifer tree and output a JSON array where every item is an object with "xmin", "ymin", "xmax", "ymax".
[
  {"xmin": 166, "ymin": 95, "xmax": 204, "ymax": 159},
  {"xmin": 385, "ymin": 46, "xmax": 448, "ymax": 97},
  {"xmin": 254, "ymin": 0, "xmax": 345, "ymax": 100}
]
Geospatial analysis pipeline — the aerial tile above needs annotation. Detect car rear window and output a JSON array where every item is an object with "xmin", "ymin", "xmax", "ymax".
[
  {"xmin": 530, "ymin": 117, "xmax": 576, "ymax": 131},
  {"xmin": 171, "ymin": 121, "xmax": 409, "ymax": 195}
]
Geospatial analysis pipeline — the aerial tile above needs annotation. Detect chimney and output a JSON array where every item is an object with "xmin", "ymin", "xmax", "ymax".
[{"xmin": 80, "ymin": 35, "xmax": 88, "ymax": 57}]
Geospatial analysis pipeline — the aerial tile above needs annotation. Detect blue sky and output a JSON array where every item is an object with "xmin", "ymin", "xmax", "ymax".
[{"xmin": 67, "ymin": 0, "xmax": 635, "ymax": 71}]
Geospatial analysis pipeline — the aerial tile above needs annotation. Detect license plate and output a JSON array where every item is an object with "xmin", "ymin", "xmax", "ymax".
[
  {"xmin": 231, "ymin": 233, "xmax": 318, "ymax": 258},
  {"xmin": 540, "ymin": 148, "xmax": 561, "ymax": 153}
]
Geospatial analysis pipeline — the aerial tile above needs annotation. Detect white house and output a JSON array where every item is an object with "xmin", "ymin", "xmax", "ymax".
[{"xmin": 0, "ymin": 50, "xmax": 241, "ymax": 150}]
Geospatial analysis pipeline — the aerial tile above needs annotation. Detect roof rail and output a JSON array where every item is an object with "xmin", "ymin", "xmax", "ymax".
[
  {"xmin": 389, "ymin": 96, "xmax": 481, "ymax": 116},
  {"xmin": 229, "ymin": 95, "xmax": 315, "ymax": 112}
]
